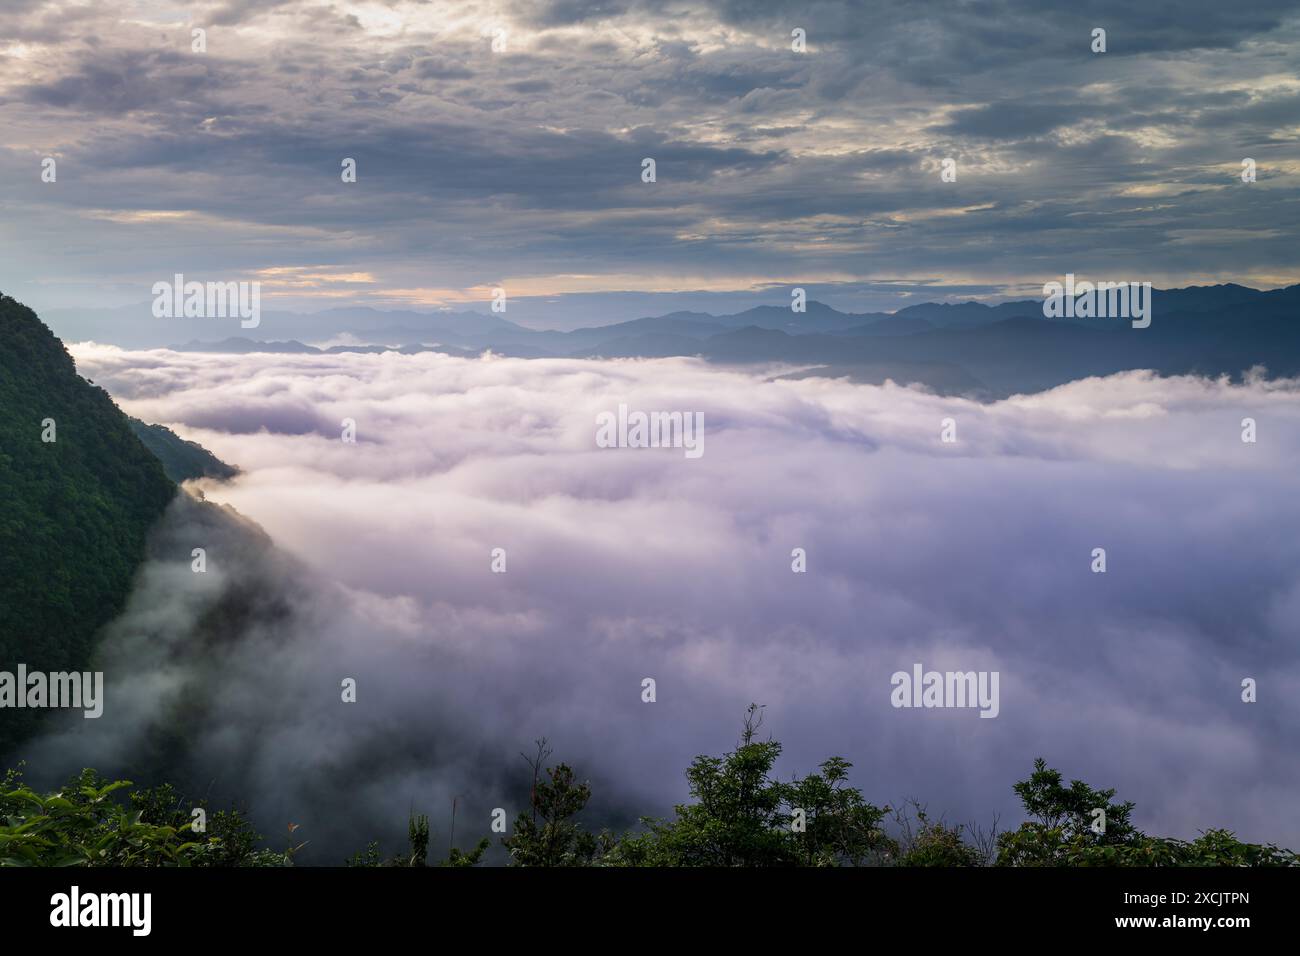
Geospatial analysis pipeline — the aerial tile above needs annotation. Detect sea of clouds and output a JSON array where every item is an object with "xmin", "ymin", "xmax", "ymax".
[{"xmin": 22, "ymin": 345, "xmax": 1300, "ymax": 860}]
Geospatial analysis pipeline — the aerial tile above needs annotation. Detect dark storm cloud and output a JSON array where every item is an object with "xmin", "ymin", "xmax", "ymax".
[
  {"xmin": 670, "ymin": 0, "xmax": 1300, "ymax": 54},
  {"xmin": 19, "ymin": 49, "xmax": 224, "ymax": 113},
  {"xmin": 937, "ymin": 102, "xmax": 1106, "ymax": 139}
]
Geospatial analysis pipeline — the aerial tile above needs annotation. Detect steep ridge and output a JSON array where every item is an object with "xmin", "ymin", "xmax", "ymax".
[{"xmin": 0, "ymin": 294, "xmax": 176, "ymax": 751}]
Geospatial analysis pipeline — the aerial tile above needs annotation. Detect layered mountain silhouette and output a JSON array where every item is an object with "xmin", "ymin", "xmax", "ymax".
[{"xmin": 53, "ymin": 283, "xmax": 1295, "ymax": 399}]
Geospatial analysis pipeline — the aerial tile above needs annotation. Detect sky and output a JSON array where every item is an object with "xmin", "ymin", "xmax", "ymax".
[
  {"xmin": 19, "ymin": 344, "xmax": 1300, "ymax": 858},
  {"xmin": 2, "ymin": 0, "xmax": 1299, "ymax": 326}
]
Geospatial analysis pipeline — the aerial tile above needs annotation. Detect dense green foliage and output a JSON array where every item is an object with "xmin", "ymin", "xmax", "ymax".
[
  {"xmin": 993, "ymin": 758, "xmax": 1296, "ymax": 866},
  {"xmin": 492, "ymin": 708, "xmax": 1296, "ymax": 868},
  {"xmin": 892, "ymin": 804, "xmax": 988, "ymax": 867},
  {"xmin": 127, "ymin": 418, "xmax": 238, "ymax": 483},
  {"xmin": 607, "ymin": 706, "xmax": 892, "ymax": 866},
  {"xmin": 2, "ymin": 709, "xmax": 1295, "ymax": 867},
  {"xmin": 0, "ymin": 293, "xmax": 176, "ymax": 752},
  {"xmin": 0, "ymin": 764, "xmax": 293, "ymax": 867}
]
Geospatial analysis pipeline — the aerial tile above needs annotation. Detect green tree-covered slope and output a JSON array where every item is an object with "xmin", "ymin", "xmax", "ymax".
[
  {"xmin": 0, "ymin": 293, "xmax": 176, "ymax": 751},
  {"xmin": 127, "ymin": 418, "xmax": 238, "ymax": 483}
]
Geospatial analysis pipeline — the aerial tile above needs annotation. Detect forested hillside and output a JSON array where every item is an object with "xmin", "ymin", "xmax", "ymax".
[
  {"xmin": 0, "ymin": 293, "xmax": 176, "ymax": 752},
  {"xmin": 127, "ymin": 419, "xmax": 239, "ymax": 483}
]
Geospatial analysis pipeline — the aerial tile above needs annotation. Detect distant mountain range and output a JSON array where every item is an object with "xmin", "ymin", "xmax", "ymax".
[{"xmin": 46, "ymin": 283, "xmax": 1300, "ymax": 399}]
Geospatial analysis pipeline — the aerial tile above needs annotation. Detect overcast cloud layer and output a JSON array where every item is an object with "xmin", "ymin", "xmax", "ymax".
[
  {"xmin": 16, "ymin": 346, "xmax": 1300, "ymax": 858},
  {"xmin": 2, "ymin": 0, "xmax": 1298, "ymax": 321}
]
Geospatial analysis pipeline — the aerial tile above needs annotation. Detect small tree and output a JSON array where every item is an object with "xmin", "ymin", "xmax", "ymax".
[
  {"xmin": 503, "ymin": 739, "xmax": 607, "ymax": 866},
  {"xmin": 1013, "ymin": 757, "xmax": 1138, "ymax": 842},
  {"xmin": 780, "ymin": 757, "xmax": 893, "ymax": 866},
  {"xmin": 892, "ymin": 801, "xmax": 983, "ymax": 867},
  {"xmin": 997, "ymin": 758, "xmax": 1141, "ymax": 866},
  {"xmin": 610, "ymin": 705, "xmax": 891, "ymax": 867}
]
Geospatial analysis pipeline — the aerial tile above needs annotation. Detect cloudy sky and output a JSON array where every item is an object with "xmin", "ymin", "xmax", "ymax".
[
  {"xmin": 2, "ymin": 0, "xmax": 1299, "ymax": 324},
  {"xmin": 6, "ymin": 1, "xmax": 1299, "ymax": 862}
]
